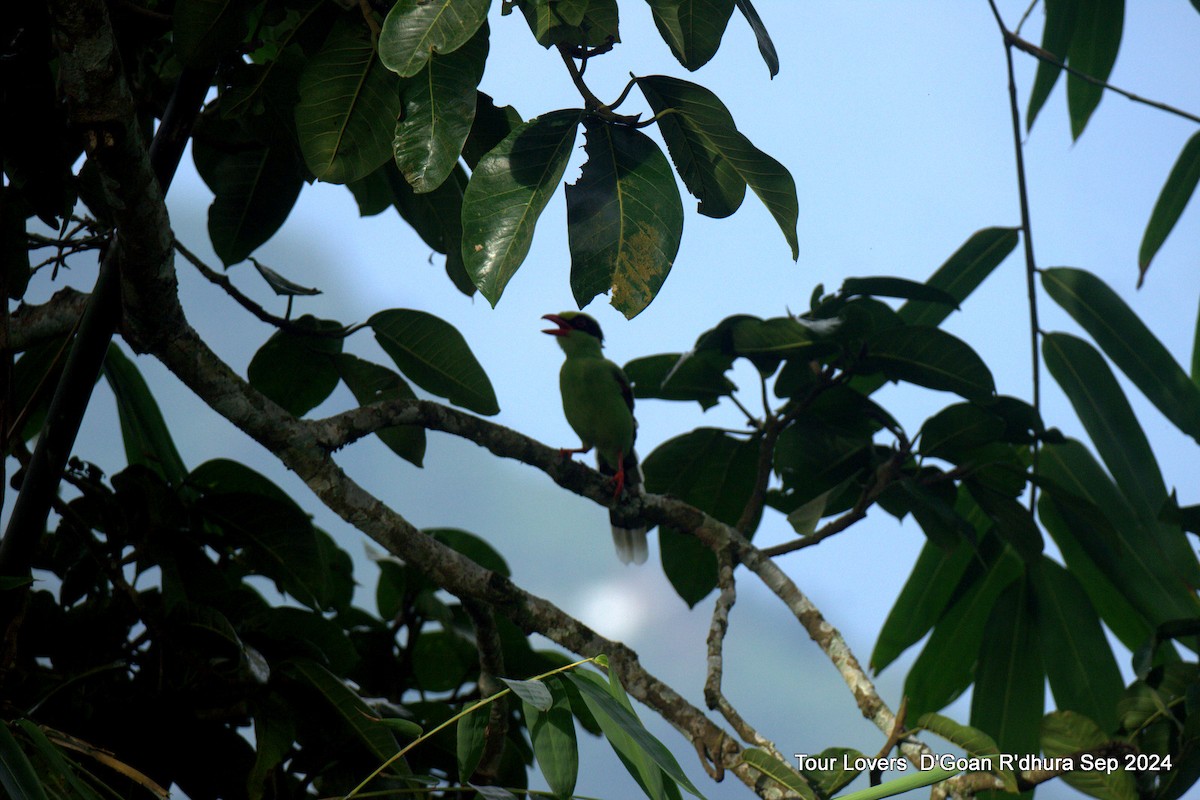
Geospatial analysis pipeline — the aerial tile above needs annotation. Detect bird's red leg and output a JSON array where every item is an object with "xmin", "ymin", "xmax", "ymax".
[
  {"xmin": 611, "ymin": 452, "xmax": 626, "ymax": 500},
  {"xmin": 558, "ymin": 445, "xmax": 592, "ymax": 458}
]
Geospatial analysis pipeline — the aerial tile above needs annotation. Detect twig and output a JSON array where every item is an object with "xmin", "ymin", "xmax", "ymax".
[
  {"xmin": 462, "ymin": 600, "xmax": 508, "ymax": 786},
  {"xmin": 987, "ymin": 0, "xmax": 1042, "ymax": 511},
  {"xmin": 1003, "ymin": 22, "xmax": 1200, "ymax": 126}
]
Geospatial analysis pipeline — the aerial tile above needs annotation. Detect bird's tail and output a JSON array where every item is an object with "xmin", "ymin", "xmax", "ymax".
[{"xmin": 602, "ymin": 449, "xmax": 647, "ymax": 565}]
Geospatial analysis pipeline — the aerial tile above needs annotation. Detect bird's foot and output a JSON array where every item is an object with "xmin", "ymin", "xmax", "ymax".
[{"xmin": 558, "ymin": 445, "xmax": 591, "ymax": 459}]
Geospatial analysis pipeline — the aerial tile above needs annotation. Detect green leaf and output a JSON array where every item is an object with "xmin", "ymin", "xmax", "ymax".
[
  {"xmin": 282, "ymin": 658, "xmax": 402, "ymax": 766},
  {"xmin": 102, "ymin": 345, "xmax": 188, "ymax": 486},
  {"xmin": 1038, "ymin": 442, "xmax": 1195, "ymax": 644},
  {"xmin": 526, "ymin": 684, "xmax": 578, "ymax": 800},
  {"xmin": 903, "ymin": 542, "xmax": 1022, "ymax": 720},
  {"xmin": 1026, "ymin": 0, "xmax": 1077, "ymax": 130},
  {"xmin": 896, "ymin": 227, "xmax": 1019, "ymax": 328},
  {"xmin": 872, "ymin": 539, "xmax": 974, "ymax": 672},
  {"xmin": 456, "ymin": 703, "xmax": 488, "ymax": 782},
  {"xmin": 394, "ymin": 22, "xmax": 488, "ymax": 193},
  {"xmin": 1042, "ymin": 333, "xmax": 1194, "ymax": 581},
  {"xmin": 918, "ymin": 403, "xmax": 1005, "ymax": 462},
  {"xmin": 378, "ymin": 0, "xmax": 490, "ymax": 78},
  {"xmin": 429, "ymin": 528, "xmax": 511, "ymax": 577},
  {"xmin": 636, "ymin": 75, "xmax": 798, "ymax": 257},
  {"xmin": 503, "ymin": 677, "xmax": 553, "ymax": 711},
  {"xmin": 1066, "ymin": 0, "xmax": 1124, "ymax": 140},
  {"xmin": 567, "ymin": 119, "xmax": 684, "ymax": 318},
  {"xmin": 173, "ymin": 0, "xmax": 249, "ymax": 66},
  {"xmin": 645, "ymin": 0, "xmax": 736, "ymax": 72},
  {"xmin": 1042, "ymin": 267, "xmax": 1200, "ymax": 442},
  {"xmin": 193, "ymin": 138, "xmax": 305, "ymax": 266},
  {"xmin": 796, "ymin": 747, "xmax": 861, "ymax": 797},
  {"xmin": 368, "ymin": 309, "xmax": 499, "ymax": 415},
  {"xmin": 970, "ymin": 579, "xmax": 1044, "ymax": 761},
  {"xmin": 965, "ymin": 481, "xmax": 1043, "ymax": 561},
  {"xmin": 187, "ymin": 458, "xmax": 300, "ymax": 509},
  {"xmin": 1139, "ymin": 131, "xmax": 1200, "ymax": 282},
  {"xmin": 623, "ymin": 352, "xmax": 736, "ymax": 410},
  {"xmin": 199, "ymin": 492, "xmax": 331, "ymax": 610},
  {"xmin": 461, "ymin": 109, "xmax": 583, "ymax": 305},
  {"xmin": 740, "ymin": 748, "xmax": 815, "ymax": 799},
  {"xmin": 244, "ymin": 606, "xmax": 359, "ymax": 674},
  {"xmin": 296, "ymin": 19, "xmax": 401, "ymax": 184},
  {"xmin": 247, "ymin": 316, "xmax": 343, "ymax": 417},
  {"xmin": 334, "ymin": 354, "xmax": 426, "ymax": 467},
  {"xmin": 861, "ymin": 326, "xmax": 995, "ymax": 401},
  {"xmin": 773, "ymin": 388, "xmax": 881, "ymax": 505},
  {"xmin": 643, "ymin": 429, "xmax": 759, "ymax": 606},
  {"xmin": 916, "ymin": 715, "xmax": 1017, "ymax": 793},
  {"xmin": 1040, "ymin": 711, "xmax": 1136, "ymax": 800},
  {"xmin": 413, "ymin": 631, "xmax": 475, "ymax": 691},
  {"xmin": 842, "ymin": 276, "xmax": 959, "ymax": 308},
  {"xmin": 734, "ymin": 0, "xmax": 779, "ymax": 78},
  {"xmin": 0, "ymin": 720, "xmax": 50, "ymax": 800},
  {"xmin": 517, "ymin": 0, "xmax": 619, "ymax": 49},
  {"xmin": 248, "ymin": 698, "xmax": 296, "ymax": 800},
  {"xmin": 565, "ymin": 670, "xmax": 706, "ymax": 799},
  {"xmin": 12, "ymin": 720, "xmax": 107, "ymax": 800},
  {"xmin": 1032, "ymin": 558, "xmax": 1124, "ymax": 733},
  {"xmin": 462, "ymin": 91, "xmax": 523, "ymax": 169}
]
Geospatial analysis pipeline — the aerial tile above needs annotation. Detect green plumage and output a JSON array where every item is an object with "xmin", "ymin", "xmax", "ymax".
[{"xmin": 543, "ymin": 312, "xmax": 647, "ymax": 564}]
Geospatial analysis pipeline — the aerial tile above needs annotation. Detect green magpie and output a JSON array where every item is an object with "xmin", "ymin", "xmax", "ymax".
[{"xmin": 542, "ymin": 312, "xmax": 647, "ymax": 565}]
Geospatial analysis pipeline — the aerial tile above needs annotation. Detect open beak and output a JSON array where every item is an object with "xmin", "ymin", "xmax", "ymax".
[{"xmin": 541, "ymin": 313, "xmax": 570, "ymax": 337}]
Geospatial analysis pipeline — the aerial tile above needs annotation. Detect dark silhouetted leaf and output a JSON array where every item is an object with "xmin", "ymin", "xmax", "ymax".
[
  {"xmin": 334, "ymin": 354, "xmax": 426, "ymax": 467},
  {"xmin": 645, "ymin": 0, "xmax": 735, "ymax": 72},
  {"xmin": 247, "ymin": 316, "xmax": 343, "ymax": 416},
  {"xmin": 1139, "ymin": 131, "xmax": 1200, "ymax": 283},
  {"xmin": 462, "ymin": 110, "xmax": 583, "ymax": 305},
  {"xmin": 368, "ymin": 309, "xmax": 499, "ymax": 415},
  {"xmin": 567, "ymin": 119, "xmax": 684, "ymax": 318},
  {"xmin": 102, "ymin": 345, "xmax": 187, "ymax": 486}
]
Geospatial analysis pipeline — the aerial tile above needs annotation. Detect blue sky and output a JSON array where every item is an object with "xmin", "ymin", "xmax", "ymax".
[{"xmin": 13, "ymin": 2, "xmax": 1200, "ymax": 798}]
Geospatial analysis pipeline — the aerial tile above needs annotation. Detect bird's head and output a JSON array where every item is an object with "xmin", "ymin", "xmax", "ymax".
[{"xmin": 542, "ymin": 312, "xmax": 605, "ymax": 355}]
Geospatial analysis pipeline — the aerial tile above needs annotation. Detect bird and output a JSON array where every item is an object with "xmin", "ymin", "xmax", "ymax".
[{"xmin": 542, "ymin": 312, "xmax": 648, "ymax": 565}]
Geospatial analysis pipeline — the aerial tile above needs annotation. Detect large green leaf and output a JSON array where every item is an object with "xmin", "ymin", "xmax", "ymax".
[
  {"xmin": 296, "ymin": 19, "xmax": 401, "ymax": 184},
  {"xmin": 1032, "ymin": 558, "xmax": 1123, "ymax": 733},
  {"xmin": 394, "ymin": 23, "xmax": 488, "ymax": 194},
  {"xmin": 918, "ymin": 403, "xmax": 1005, "ymax": 463},
  {"xmin": 0, "ymin": 720, "xmax": 49, "ymax": 800},
  {"xmin": 1066, "ymin": 0, "xmax": 1124, "ymax": 140},
  {"xmin": 247, "ymin": 316, "xmax": 344, "ymax": 417},
  {"xmin": 965, "ymin": 482, "xmax": 1043, "ymax": 561},
  {"xmin": 903, "ymin": 543, "xmax": 1022, "ymax": 720},
  {"xmin": 1038, "ymin": 441, "xmax": 1199, "ymax": 634},
  {"xmin": 173, "ymin": 0, "xmax": 248, "ymax": 66},
  {"xmin": 1043, "ymin": 267, "xmax": 1200, "ymax": 442},
  {"xmin": 1042, "ymin": 333, "xmax": 1189, "ymax": 564},
  {"xmin": 281, "ymin": 658, "xmax": 403, "ymax": 766},
  {"xmin": 970, "ymin": 579, "xmax": 1044, "ymax": 759},
  {"xmin": 565, "ymin": 670, "xmax": 705, "ymax": 799},
  {"xmin": 566, "ymin": 119, "xmax": 684, "ymax": 318},
  {"xmin": 1026, "ymin": 0, "xmax": 1078, "ymax": 131},
  {"xmin": 199, "ymin": 492, "xmax": 336, "ymax": 611},
  {"xmin": 896, "ymin": 227, "xmax": 1019, "ymax": 328},
  {"xmin": 623, "ymin": 352, "xmax": 736, "ymax": 410},
  {"xmin": 333, "ymin": 354, "xmax": 426, "ymax": 467},
  {"xmin": 1041, "ymin": 711, "xmax": 1136, "ymax": 800},
  {"xmin": 368, "ymin": 309, "xmax": 499, "ymax": 415},
  {"xmin": 517, "ymin": 0, "xmax": 619, "ymax": 49},
  {"xmin": 1139, "ymin": 131, "xmax": 1200, "ymax": 282},
  {"xmin": 643, "ymin": 429, "xmax": 758, "ymax": 606},
  {"xmin": 102, "ymin": 345, "xmax": 188, "ymax": 487},
  {"xmin": 378, "ymin": 0, "xmax": 490, "ymax": 77},
  {"xmin": 526, "ymin": 684, "xmax": 579, "ymax": 800},
  {"xmin": 193, "ymin": 138, "xmax": 306, "ymax": 266},
  {"xmin": 645, "ymin": 0, "xmax": 736, "ymax": 72},
  {"xmin": 860, "ymin": 326, "xmax": 995, "ymax": 401},
  {"xmin": 636, "ymin": 75, "xmax": 797, "ymax": 257},
  {"xmin": 916, "ymin": 713, "xmax": 1015, "ymax": 791},
  {"xmin": 741, "ymin": 749, "xmax": 816, "ymax": 799},
  {"xmin": 461, "ymin": 110, "xmax": 583, "ymax": 305},
  {"xmin": 872, "ymin": 539, "xmax": 975, "ymax": 673}
]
